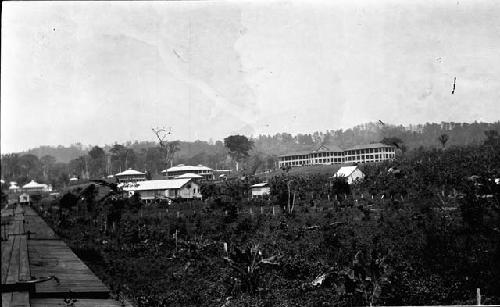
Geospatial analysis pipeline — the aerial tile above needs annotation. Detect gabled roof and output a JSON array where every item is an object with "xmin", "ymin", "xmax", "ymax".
[
  {"xmin": 115, "ymin": 169, "xmax": 146, "ymax": 176},
  {"xmin": 166, "ymin": 164, "xmax": 213, "ymax": 172},
  {"xmin": 334, "ymin": 166, "xmax": 360, "ymax": 178},
  {"xmin": 175, "ymin": 173, "xmax": 203, "ymax": 179},
  {"xmin": 313, "ymin": 143, "xmax": 344, "ymax": 153},
  {"xmin": 250, "ymin": 183, "xmax": 269, "ymax": 188},
  {"xmin": 345, "ymin": 143, "xmax": 394, "ymax": 151},
  {"xmin": 122, "ymin": 179, "xmax": 192, "ymax": 191},
  {"xmin": 22, "ymin": 180, "xmax": 48, "ymax": 189}
]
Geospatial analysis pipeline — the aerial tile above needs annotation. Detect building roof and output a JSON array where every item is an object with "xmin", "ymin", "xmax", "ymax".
[
  {"xmin": 334, "ymin": 166, "xmax": 361, "ymax": 178},
  {"xmin": 122, "ymin": 179, "xmax": 192, "ymax": 191},
  {"xmin": 175, "ymin": 173, "xmax": 203, "ymax": 179},
  {"xmin": 345, "ymin": 143, "xmax": 394, "ymax": 151},
  {"xmin": 22, "ymin": 180, "xmax": 48, "ymax": 189},
  {"xmin": 313, "ymin": 143, "xmax": 344, "ymax": 152},
  {"xmin": 115, "ymin": 169, "xmax": 146, "ymax": 176},
  {"xmin": 278, "ymin": 150, "xmax": 312, "ymax": 158},
  {"xmin": 250, "ymin": 183, "xmax": 269, "ymax": 188},
  {"xmin": 166, "ymin": 164, "xmax": 213, "ymax": 172}
]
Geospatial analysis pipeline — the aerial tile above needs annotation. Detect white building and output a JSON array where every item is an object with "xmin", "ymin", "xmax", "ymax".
[
  {"xmin": 22, "ymin": 180, "xmax": 52, "ymax": 193},
  {"xmin": 162, "ymin": 164, "xmax": 214, "ymax": 180},
  {"xmin": 115, "ymin": 169, "xmax": 147, "ymax": 183},
  {"xmin": 122, "ymin": 178, "xmax": 202, "ymax": 202},
  {"xmin": 343, "ymin": 143, "xmax": 396, "ymax": 164},
  {"xmin": 19, "ymin": 193, "xmax": 30, "ymax": 204},
  {"xmin": 9, "ymin": 182, "xmax": 20, "ymax": 193},
  {"xmin": 250, "ymin": 183, "xmax": 271, "ymax": 198},
  {"xmin": 333, "ymin": 166, "xmax": 365, "ymax": 184},
  {"xmin": 175, "ymin": 173, "xmax": 203, "ymax": 181},
  {"xmin": 278, "ymin": 143, "xmax": 396, "ymax": 168}
]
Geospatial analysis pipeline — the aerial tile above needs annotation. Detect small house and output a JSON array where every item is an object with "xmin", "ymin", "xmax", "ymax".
[
  {"xmin": 175, "ymin": 173, "xmax": 203, "ymax": 181},
  {"xmin": 333, "ymin": 166, "xmax": 365, "ymax": 184},
  {"xmin": 22, "ymin": 180, "xmax": 52, "ymax": 193},
  {"xmin": 9, "ymin": 182, "xmax": 20, "ymax": 193},
  {"xmin": 122, "ymin": 178, "xmax": 202, "ymax": 203},
  {"xmin": 19, "ymin": 193, "xmax": 30, "ymax": 204},
  {"xmin": 250, "ymin": 183, "xmax": 271, "ymax": 198},
  {"xmin": 163, "ymin": 164, "xmax": 214, "ymax": 180},
  {"xmin": 115, "ymin": 169, "xmax": 147, "ymax": 183}
]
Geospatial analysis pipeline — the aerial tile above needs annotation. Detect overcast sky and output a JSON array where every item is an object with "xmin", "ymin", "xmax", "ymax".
[{"xmin": 2, "ymin": 0, "xmax": 500, "ymax": 153}]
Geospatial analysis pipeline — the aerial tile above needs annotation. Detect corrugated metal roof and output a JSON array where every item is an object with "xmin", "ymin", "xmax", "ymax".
[
  {"xmin": 122, "ymin": 179, "xmax": 191, "ymax": 191},
  {"xmin": 250, "ymin": 183, "xmax": 269, "ymax": 188},
  {"xmin": 22, "ymin": 180, "xmax": 48, "ymax": 189},
  {"xmin": 278, "ymin": 151, "xmax": 312, "ymax": 158},
  {"xmin": 115, "ymin": 169, "xmax": 146, "ymax": 176},
  {"xmin": 313, "ymin": 144, "xmax": 344, "ymax": 152},
  {"xmin": 166, "ymin": 164, "xmax": 213, "ymax": 172},
  {"xmin": 175, "ymin": 173, "xmax": 203, "ymax": 179},
  {"xmin": 344, "ymin": 143, "xmax": 394, "ymax": 151}
]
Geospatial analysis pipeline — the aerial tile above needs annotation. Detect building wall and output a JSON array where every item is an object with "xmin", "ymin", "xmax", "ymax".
[
  {"xmin": 178, "ymin": 182, "xmax": 202, "ymax": 199},
  {"xmin": 130, "ymin": 182, "xmax": 202, "ymax": 200},
  {"xmin": 166, "ymin": 170, "xmax": 213, "ymax": 180},
  {"xmin": 116, "ymin": 175, "xmax": 146, "ymax": 183},
  {"xmin": 251, "ymin": 187, "xmax": 270, "ymax": 197},
  {"xmin": 347, "ymin": 169, "xmax": 365, "ymax": 184},
  {"xmin": 278, "ymin": 146, "xmax": 395, "ymax": 167}
]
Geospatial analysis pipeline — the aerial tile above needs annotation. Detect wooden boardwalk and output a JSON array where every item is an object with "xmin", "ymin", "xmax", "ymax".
[{"xmin": 1, "ymin": 204, "xmax": 132, "ymax": 307}]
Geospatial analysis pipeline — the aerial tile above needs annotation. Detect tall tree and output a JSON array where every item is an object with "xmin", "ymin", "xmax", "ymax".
[
  {"xmin": 224, "ymin": 135, "xmax": 254, "ymax": 171},
  {"xmin": 88, "ymin": 146, "xmax": 106, "ymax": 177},
  {"xmin": 152, "ymin": 127, "xmax": 181, "ymax": 168},
  {"xmin": 484, "ymin": 130, "xmax": 500, "ymax": 146},
  {"xmin": 40, "ymin": 155, "xmax": 56, "ymax": 180},
  {"xmin": 18, "ymin": 154, "xmax": 42, "ymax": 180},
  {"xmin": 438, "ymin": 134, "xmax": 449, "ymax": 149}
]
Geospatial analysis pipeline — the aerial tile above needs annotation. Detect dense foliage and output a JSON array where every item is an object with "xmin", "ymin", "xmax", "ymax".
[
  {"xmin": 32, "ymin": 143, "xmax": 500, "ymax": 306},
  {"xmin": 2, "ymin": 122, "xmax": 499, "ymax": 190}
]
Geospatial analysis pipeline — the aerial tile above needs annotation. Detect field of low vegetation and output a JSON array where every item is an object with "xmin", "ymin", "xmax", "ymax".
[{"xmin": 34, "ymin": 144, "xmax": 500, "ymax": 307}]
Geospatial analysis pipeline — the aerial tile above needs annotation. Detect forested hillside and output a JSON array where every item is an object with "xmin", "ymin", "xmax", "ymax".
[{"xmin": 2, "ymin": 121, "xmax": 499, "ymax": 189}]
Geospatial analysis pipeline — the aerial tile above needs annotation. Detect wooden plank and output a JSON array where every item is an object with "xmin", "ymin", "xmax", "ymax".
[
  {"xmin": 23, "ymin": 215, "xmax": 57, "ymax": 240},
  {"xmin": 18, "ymin": 236, "xmax": 30, "ymax": 281},
  {"xmin": 6, "ymin": 236, "xmax": 20, "ymax": 284},
  {"xmin": 30, "ymin": 298, "xmax": 133, "ymax": 307},
  {"xmin": 28, "ymin": 240, "xmax": 109, "ymax": 296},
  {"xmin": 2, "ymin": 292, "xmax": 13, "ymax": 307},
  {"xmin": 2, "ymin": 239, "xmax": 14, "ymax": 284},
  {"xmin": 10, "ymin": 291, "xmax": 30, "ymax": 307},
  {"xmin": 1, "ymin": 291, "xmax": 30, "ymax": 307}
]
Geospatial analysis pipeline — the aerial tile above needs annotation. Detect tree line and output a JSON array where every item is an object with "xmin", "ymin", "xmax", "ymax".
[{"xmin": 2, "ymin": 121, "xmax": 499, "ymax": 189}]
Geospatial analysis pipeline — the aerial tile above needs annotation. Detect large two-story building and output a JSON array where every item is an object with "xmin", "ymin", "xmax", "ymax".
[
  {"xmin": 162, "ymin": 164, "xmax": 214, "ymax": 180},
  {"xmin": 278, "ymin": 143, "xmax": 396, "ymax": 168}
]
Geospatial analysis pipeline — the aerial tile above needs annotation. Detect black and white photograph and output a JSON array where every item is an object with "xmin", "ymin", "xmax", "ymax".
[{"xmin": 1, "ymin": 1, "xmax": 500, "ymax": 306}]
